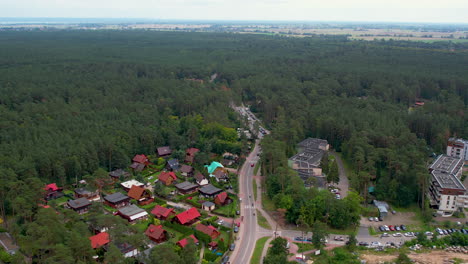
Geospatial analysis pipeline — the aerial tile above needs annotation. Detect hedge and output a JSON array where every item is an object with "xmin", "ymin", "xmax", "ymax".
[{"xmin": 163, "ymin": 221, "xmax": 194, "ymax": 236}]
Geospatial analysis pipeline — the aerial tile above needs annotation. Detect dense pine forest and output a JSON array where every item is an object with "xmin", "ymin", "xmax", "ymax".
[{"xmin": 0, "ymin": 30, "xmax": 467, "ymax": 263}]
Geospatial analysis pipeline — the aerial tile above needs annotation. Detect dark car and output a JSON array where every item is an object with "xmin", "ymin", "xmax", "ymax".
[
  {"xmin": 378, "ymin": 216, "xmax": 384, "ymax": 221},
  {"xmin": 306, "ymin": 237, "xmax": 312, "ymax": 242},
  {"xmin": 400, "ymin": 225, "xmax": 407, "ymax": 231},
  {"xmin": 229, "ymin": 243, "xmax": 235, "ymax": 251},
  {"xmin": 379, "ymin": 226, "xmax": 385, "ymax": 232},
  {"xmin": 294, "ymin": 236, "xmax": 304, "ymax": 241},
  {"xmin": 358, "ymin": 242, "xmax": 369, "ymax": 246},
  {"xmin": 234, "ymin": 226, "xmax": 239, "ymax": 233},
  {"xmin": 236, "ymin": 210, "xmax": 240, "ymax": 215},
  {"xmin": 221, "ymin": 256, "xmax": 230, "ymax": 264}
]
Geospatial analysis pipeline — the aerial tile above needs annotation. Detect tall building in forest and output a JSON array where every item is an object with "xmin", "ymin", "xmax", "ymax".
[{"xmin": 447, "ymin": 138, "xmax": 468, "ymax": 162}]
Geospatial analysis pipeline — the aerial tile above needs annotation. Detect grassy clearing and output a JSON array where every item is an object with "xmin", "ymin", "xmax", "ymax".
[
  {"xmin": 261, "ymin": 191, "xmax": 276, "ymax": 212},
  {"xmin": 254, "ymin": 161, "xmax": 261, "ymax": 175},
  {"xmin": 250, "ymin": 236, "xmax": 271, "ymax": 264},
  {"xmin": 253, "ymin": 179, "xmax": 258, "ymax": 201},
  {"xmin": 294, "ymin": 242, "xmax": 316, "ymax": 253},
  {"xmin": 257, "ymin": 209, "xmax": 271, "ymax": 230},
  {"xmin": 326, "ymin": 226, "xmax": 357, "ymax": 236}
]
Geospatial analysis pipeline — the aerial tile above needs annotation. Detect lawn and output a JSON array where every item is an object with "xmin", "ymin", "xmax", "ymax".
[
  {"xmin": 257, "ymin": 210, "xmax": 271, "ymax": 230},
  {"xmin": 133, "ymin": 219, "xmax": 151, "ymax": 233},
  {"xmin": 261, "ymin": 190, "xmax": 276, "ymax": 212},
  {"xmin": 164, "ymin": 226, "xmax": 187, "ymax": 244},
  {"xmin": 250, "ymin": 236, "xmax": 271, "ymax": 264},
  {"xmin": 213, "ymin": 200, "xmax": 238, "ymax": 217},
  {"xmin": 294, "ymin": 242, "xmax": 316, "ymax": 253},
  {"xmin": 253, "ymin": 179, "xmax": 258, "ymax": 201}
]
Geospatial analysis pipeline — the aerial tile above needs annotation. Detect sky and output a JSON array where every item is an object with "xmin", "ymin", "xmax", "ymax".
[{"xmin": 1, "ymin": 0, "xmax": 468, "ymax": 23}]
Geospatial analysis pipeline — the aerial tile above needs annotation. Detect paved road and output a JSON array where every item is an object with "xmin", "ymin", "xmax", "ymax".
[{"xmin": 329, "ymin": 150, "xmax": 349, "ymax": 198}]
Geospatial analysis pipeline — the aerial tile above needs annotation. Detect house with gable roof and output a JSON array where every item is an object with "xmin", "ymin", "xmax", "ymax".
[
  {"xmin": 127, "ymin": 185, "xmax": 154, "ymax": 205},
  {"xmin": 174, "ymin": 207, "xmax": 200, "ymax": 225}
]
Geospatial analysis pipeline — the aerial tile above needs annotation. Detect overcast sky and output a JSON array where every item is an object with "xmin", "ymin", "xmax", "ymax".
[{"xmin": 1, "ymin": 0, "xmax": 467, "ymax": 23}]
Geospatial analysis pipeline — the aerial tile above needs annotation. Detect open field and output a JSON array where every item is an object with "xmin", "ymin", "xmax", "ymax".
[{"xmin": 361, "ymin": 250, "xmax": 468, "ymax": 264}]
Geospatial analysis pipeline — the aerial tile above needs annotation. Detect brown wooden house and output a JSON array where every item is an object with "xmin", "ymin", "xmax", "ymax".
[
  {"xmin": 144, "ymin": 224, "xmax": 167, "ymax": 244},
  {"xmin": 127, "ymin": 185, "xmax": 154, "ymax": 205}
]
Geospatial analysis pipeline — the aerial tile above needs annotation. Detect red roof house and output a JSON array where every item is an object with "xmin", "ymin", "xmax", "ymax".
[
  {"xmin": 214, "ymin": 192, "xmax": 232, "ymax": 206},
  {"xmin": 144, "ymin": 225, "xmax": 167, "ymax": 244},
  {"xmin": 151, "ymin": 205, "xmax": 175, "ymax": 220},
  {"xmin": 44, "ymin": 183, "xmax": 64, "ymax": 200},
  {"xmin": 127, "ymin": 185, "xmax": 154, "ymax": 205},
  {"xmin": 89, "ymin": 232, "xmax": 110, "ymax": 249},
  {"xmin": 44, "ymin": 183, "xmax": 59, "ymax": 192},
  {"xmin": 132, "ymin": 154, "xmax": 149, "ymax": 164},
  {"xmin": 185, "ymin": 148, "xmax": 200, "ymax": 163},
  {"xmin": 195, "ymin": 223, "xmax": 220, "ymax": 239},
  {"xmin": 177, "ymin": 235, "xmax": 199, "ymax": 248},
  {"xmin": 174, "ymin": 207, "xmax": 201, "ymax": 225},
  {"xmin": 158, "ymin": 172, "xmax": 177, "ymax": 186}
]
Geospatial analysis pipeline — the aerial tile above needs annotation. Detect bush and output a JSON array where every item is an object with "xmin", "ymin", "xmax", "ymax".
[
  {"xmin": 204, "ymin": 251, "xmax": 219, "ymax": 262},
  {"xmin": 194, "ymin": 229, "xmax": 212, "ymax": 244},
  {"xmin": 153, "ymin": 197, "xmax": 167, "ymax": 205},
  {"xmin": 163, "ymin": 221, "xmax": 193, "ymax": 236}
]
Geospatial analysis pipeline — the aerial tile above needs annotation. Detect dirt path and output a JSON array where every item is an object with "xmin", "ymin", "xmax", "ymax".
[
  {"xmin": 330, "ymin": 151, "xmax": 349, "ymax": 198},
  {"xmin": 361, "ymin": 250, "xmax": 468, "ymax": 264}
]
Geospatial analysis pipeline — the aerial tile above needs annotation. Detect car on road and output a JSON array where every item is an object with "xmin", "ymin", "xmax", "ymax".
[
  {"xmin": 221, "ymin": 256, "xmax": 229, "ymax": 264},
  {"xmin": 250, "ymin": 163, "xmax": 255, "ymax": 167},
  {"xmin": 334, "ymin": 236, "xmax": 344, "ymax": 241},
  {"xmin": 400, "ymin": 225, "xmax": 407, "ymax": 231},
  {"xmin": 234, "ymin": 226, "xmax": 239, "ymax": 233}
]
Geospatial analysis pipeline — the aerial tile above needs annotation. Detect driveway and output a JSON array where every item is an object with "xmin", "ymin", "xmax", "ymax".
[{"xmin": 330, "ymin": 151, "xmax": 349, "ymax": 198}]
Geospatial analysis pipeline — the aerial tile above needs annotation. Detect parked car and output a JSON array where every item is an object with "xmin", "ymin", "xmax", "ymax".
[
  {"xmin": 389, "ymin": 225, "xmax": 395, "ymax": 231},
  {"xmin": 295, "ymin": 236, "xmax": 304, "ymax": 241},
  {"xmin": 370, "ymin": 241, "xmax": 381, "ymax": 248},
  {"xmin": 391, "ymin": 210, "xmax": 396, "ymax": 214},
  {"xmin": 404, "ymin": 232, "xmax": 414, "ymax": 237},
  {"xmin": 384, "ymin": 225, "xmax": 390, "ymax": 232},
  {"xmin": 425, "ymin": 231, "xmax": 433, "ymax": 236},
  {"xmin": 217, "ymin": 220, "xmax": 224, "ymax": 225},
  {"xmin": 379, "ymin": 226, "xmax": 385, "ymax": 232},
  {"xmin": 374, "ymin": 217, "xmax": 379, "ymax": 222},
  {"xmin": 381, "ymin": 233, "xmax": 389, "ymax": 237},
  {"xmin": 400, "ymin": 225, "xmax": 407, "ymax": 231},
  {"xmin": 369, "ymin": 217, "xmax": 374, "ymax": 222},
  {"xmin": 221, "ymin": 256, "xmax": 230, "ymax": 264},
  {"xmin": 358, "ymin": 242, "xmax": 369, "ymax": 246},
  {"xmin": 393, "ymin": 233, "xmax": 402, "ymax": 237},
  {"xmin": 395, "ymin": 226, "xmax": 401, "ymax": 231},
  {"xmin": 229, "ymin": 243, "xmax": 235, "ymax": 251},
  {"xmin": 442, "ymin": 230, "xmax": 448, "ymax": 235},
  {"xmin": 234, "ymin": 226, "xmax": 239, "ymax": 233},
  {"xmin": 236, "ymin": 210, "xmax": 240, "ymax": 215},
  {"xmin": 334, "ymin": 236, "xmax": 344, "ymax": 241}
]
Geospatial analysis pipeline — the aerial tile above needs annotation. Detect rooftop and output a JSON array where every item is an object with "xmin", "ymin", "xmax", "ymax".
[
  {"xmin": 121, "ymin": 180, "xmax": 144, "ymax": 189},
  {"xmin": 429, "ymin": 155, "xmax": 464, "ymax": 175},
  {"xmin": 199, "ymin": 184, "xmax": 222, "ymax": 195},
  {"xmin": 432, "ymin": 170, "xmax": 466, "ymax": 190},
  {"xmin": 118, "ymin": 204, "xmax": 146, "ymax": 216},
  {"xmin": 289, "ymin": 148, "xmax": 324, "ymax": 168},
  {"xmin": 175, "ymin": 181, "xmax": 198, "ymax": 191},
  {"xmin": 157, "ymin": 146, "xmax": 172, "ymax": 156},
  {"xmin": 68, "ymin": 197, "xmax": 91, "ymax": 209},
  {"xmin": 180, "ymin": 164, "xmax": 193, "ymax": 173},
  {"xmin": 297, "ymin": 138, "xmax": 328, "ymax": 150},
  {"xmin": 109, "ymin": 169, "xmax": 130, "ymax": 178},
  {"xmin": 74, "ymin": 187, "xmax": 93, "ymax": 195},
  {"xmin": 89, "ymin": 232, "xmax": 110, "ymax": 249},
  {"xmin": 104, "ymin": 192, "xmax": 130, "ymax": 203}
]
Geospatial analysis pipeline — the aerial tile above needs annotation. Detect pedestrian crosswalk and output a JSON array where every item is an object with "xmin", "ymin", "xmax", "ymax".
[{"xmin": 244, "ymin": 205, "xmax": 255, "ymax": 209}]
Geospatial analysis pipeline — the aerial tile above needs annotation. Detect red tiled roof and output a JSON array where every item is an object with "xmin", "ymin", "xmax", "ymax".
[
  {"xmin": 177, "ymin": 235, "xmax": 198, "ymax": 248},
  {"xmin": 216, "ymin": 192, "xmax": 228, "ymax": 204},
  {"xmin": 151, "ymin": 205, "xmax": 174, "ymax": 218},
  {"xmin": 132, "ymin": 154, "xmax": 148, "ymax": 164},
  {"xmin": 175, "ymin": 207, "xmax": 200, "ymax": 225},
  {"xmin": 145, "ymin": 224, "xmax": 165, "ymax": 240},
  {"xmin": 44, "ymin": 183, "xmax": 59, "ymax": 191},
  {"xmin": 195, "ymin": 223, "xmax": 219, "ymax": 237},
  {"xmin": 127, "ymin": 185, "xmax": 145, "ymax": 200},
  {"xmin": 159, "ymin": 172, "xmax": 177, "ymax": 184},
  {"xmin": 89, "ymin": 232, "xmax": 110, "ymax": 249},
  {"xmin": 186, "ymin": 148, "xmax": 200, "ymax": 155}
]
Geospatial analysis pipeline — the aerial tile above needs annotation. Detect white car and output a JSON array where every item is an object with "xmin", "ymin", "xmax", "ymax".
[
  {"xmin": 393, "ymin": 233, "xmax": 402, "ymax": 237},
  {"xmin": 217, "ymin": 220, "xmax": 224, "ymax": 225},
  {"xmin": 368, "ymin": 217, "xmax": 374, "ymax": 222}
]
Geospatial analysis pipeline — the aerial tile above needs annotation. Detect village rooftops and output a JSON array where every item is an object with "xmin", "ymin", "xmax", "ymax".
[
  {"xmin": 175, "ymin": 181, "xmax": 198, "ymax": 191},
  {"xmin": 132, "ymin": 154, "xmax": 149, "ymax": 164},
  {"xmin": 297, "ymin": 138, "xmax": 329, "ymax": 151},
  {"xmin": 180, "ymin": 165, "xmax": 193, "ymax": 174},
  {"xmin": 104, "ymin": 192, "xmax": 130, "ymax": 203},
  {"xmin": 118, "ymin": 204, "xmax": 148, "ymax": 219},
  {"xmin": 194, "ymin": 172, "xmax": 206, "ymax": 182},
  {"xmin": 431, "ymin": 170, "xmax": 466, "ymax": 191},
  {"xmin": 167, "ymin": 159, "xmax": 180, "ymax": 170},
  {"xmin": 199, "ymin": 184, "xmax": 222, "ymax": 196},
  {"xmin": 157, "ymin": 146, "xmax": 172, "ymax": 156},
  {"xmin": 89, "ymin": 232, "xmax": 110, "ymax": 249},
  {"xmin": 121, "ymin": 180, "xmax": 144, "ymax": 189},
  {"xmin": 202, "ymin": 201, "xmax": 215, "ymax": 207},
  {"xmin": 44, "ymin": 183, "xmax": 60, "ymax": 191},
  {"xmin": 127, "ymin": 185, "xmax": 147, "ymax": 200},
  {"xmin": 68, "ymin": 197, "xmax": 91, "ymax": 209},
  {"xmin": 74, "ymin": 188, "xmax": 94, "ymax": 196},
  {"xmin": 109, "ymin": 169, "xmax": 131, "ymax": 178},
  {"xmin": 205, "ymin": 161, "xmax": 224, "ymax": 174},
  {"xmin": 429, "ymin": 155, "xmax": 463, "ymax": 175}
]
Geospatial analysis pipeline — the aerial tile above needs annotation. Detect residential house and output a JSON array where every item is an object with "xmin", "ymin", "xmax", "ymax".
[
  {"xmin": 109, "ymin": 169, "xmax": 131, "ymax": 181},
  {"xmin": 174, "ymin": 207, "xmax": 201, "ymax": 225},
  {"xmin": 117, "ymin": 204, "xmax": 149, "ymax": 223},
  {"xmin": 195, "ymin": 223, "xmax": 220, "ymax": 239},
  {"xmin": 214, "ymin": 192, "xmax": 232, "ymax": 206},
  {"xmin": 105, "ymin": 243, "xmax": 138, "ymax": 258},
  {"xmin": 166, "ymin": 159, "xmax": 180, "ymax": 172},
  {"xmin": 177, "ymin": 235, "xmax": 199, "ymax": 248},
  {"xmin": 127, "ymin": 185, "xmax": 154, "ymax": 205},
  {"xmin": 201, "ymin": 201, "xmax": 215, "ymax": 212},
  {"xmin": 74, "ymin": 188, "xmax": 100, "ymax": 201},
  {"xmin": 373, "ymin": 200, "xmax": 389, "ymax": 218},
  {"xmin": 67, "ymin": 197, "xmax": 91, "ymax": 214},
  {"xmin": 104, "ymin": 192, "xmax": 131, "ymax": 208},
  {"xmin": 208, "ymin": 241, "xmax": 218, "ymax": 250},
  {"xmin": 131, "ymin": 154, "xmax": 150, "ymax": 172},
  {"xmin": 428, "ymin": 154, "xmax": 465, "ymax": 215},
  {"xmin": 89, "ymin": 232, "xmax": 110, "ymax": 249},
  {"xmin": 199, "ymin": 184, "xmax": 223, "ymax": 198},
  {"xmin": 194, "ymin": 172, "xmax": 209, "ymax": 186},
  {"xmin": 158, "ymin": 171, "xmax": 177, "ymax": 186},
  {"xmin": 145, "ymin": 224, "xmax": 167, "ymax": 244},
  {"xmin": 221, "ymin": 152, "xmax": 238, "ymax": 166},
  {"xmin": 44, "ymin": 183, "xmax": 63, "ymax": 200},
  {"xmin": 151, "ymin": 205, "xmax": 175, "ymax": 220},
  {"xmin": 157, "ymin": 146, "xmax": 172, "ymax": 158},
  {"xmin": 121, "ymin": 180, "xmax": 145, "ymax": 191},
  {"xmin": 205, "ymin": 161, "xmax": 224, "ymax": 176},
  {"xmin": 175, "ymin": 181, "xmax": 199, "ymax": 195},
  {"xmin": 180, "ymin": 165, "xmax": 194, "ymax": 177},
  {"xmin": 212, "ymin": 168, "xmax": 229, "ymax": 182},
  {"xmin": 185, "ymin": 148, "xmax": 200, "ymax": 163}
]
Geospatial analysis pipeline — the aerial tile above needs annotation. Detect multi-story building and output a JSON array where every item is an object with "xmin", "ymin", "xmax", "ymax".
[
  {"xmin": 427, "ymin": 154, "xmax": 465, "ymax": 216},
  {"xmin": 289, "ymin": 138, "xmax": 329, "ymax": 188},
  {"xmin": 447, "ymin": 138, "xmax": 468, "ymax": 162}
]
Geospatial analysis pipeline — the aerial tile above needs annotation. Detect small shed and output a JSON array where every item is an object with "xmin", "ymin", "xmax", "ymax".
[{"xmin": 202, "ymin": 201, "xmax": 215, "ymax": 211}]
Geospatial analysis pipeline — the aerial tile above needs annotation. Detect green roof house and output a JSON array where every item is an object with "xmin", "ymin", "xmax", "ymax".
[{"xmin": 205, "ymin": 161, "xmax": 224, "ymax": 175}]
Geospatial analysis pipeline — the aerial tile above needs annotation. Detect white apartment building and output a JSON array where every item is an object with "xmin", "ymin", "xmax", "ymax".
[
  {"xmin": 447, "ymin": 138, "xmax": 468, "ymax": 162},
  {"xmin": 427, "ymin": 154, "xmax": 465, "ymax": 216}
]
